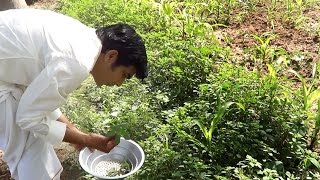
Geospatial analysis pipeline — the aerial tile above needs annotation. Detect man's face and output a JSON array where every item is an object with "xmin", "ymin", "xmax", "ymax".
[{"xmin": 91, "ymin": 50, "xmax": 136, "ymax": 87}]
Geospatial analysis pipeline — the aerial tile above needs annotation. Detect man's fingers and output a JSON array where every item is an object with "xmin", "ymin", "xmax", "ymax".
[
  {"xmin": 86, "ymin": 133, "xmax": 119, "ymax": 153},
  {"xmin": 106, "ymin": 134, "xmax": 116, "ymax": 141},
  {"xmin": 105, "ymin": 140, "xmax": 116, "ymax": 153}
]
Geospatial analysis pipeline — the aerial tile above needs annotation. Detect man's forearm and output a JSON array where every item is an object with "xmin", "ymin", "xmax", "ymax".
[
  {"xmin": 57, "ymin": 114, "xmax": 77, "ymax": 130},
  {"xmin": 63, "ymin": 126, "xmax": 91, "ymax": 146},
  {"xmin": 57, "ymin": 114, "xmax": 91, "ymax": 146}
]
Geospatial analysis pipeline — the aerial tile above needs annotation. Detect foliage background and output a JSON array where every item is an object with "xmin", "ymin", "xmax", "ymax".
[{"xmin": 57, "ymin": 0, "xmax": 320, "ymax": 179}]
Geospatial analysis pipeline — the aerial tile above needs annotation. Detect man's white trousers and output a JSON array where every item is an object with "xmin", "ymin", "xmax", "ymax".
[{"xmin": 0, "ymin": 85, "xmax": 63, "ymax": 180}]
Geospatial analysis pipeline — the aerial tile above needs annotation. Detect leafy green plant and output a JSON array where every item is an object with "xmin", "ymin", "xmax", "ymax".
[
  {"xmin": 303, "ymin": 152, "xmax": 320, "ymax": 170},
  {"xmin": 147, "ymin": 40, "xmax": 228, "ymax": 108},
  {"xmin": 218, "ymin": 155, "xmax": 283, "ymax": 179},
  {"xmin": 300, "ymin": 150, "xmax": 320, "ymax": 179},
  {"xmin": 289, "ymin": 65, "xmax": 320, "ymax": 150},
  {"xmin": 251, "ymin": 33, "xmax": 275, "ymax": 63},
  {"xmin": 309, "ymin": 100, "xmax": 320, "ymax": 150},
  {"xmin": 288, "ymin": 65, "xmax": 320, "ymax": 112},
  {"xmin": 194, "ymin": 100, "xmax": 235, "ymax": 152}
]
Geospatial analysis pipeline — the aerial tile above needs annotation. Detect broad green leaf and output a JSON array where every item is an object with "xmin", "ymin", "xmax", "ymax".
[
  {"xmin": 316, "ymin": 100, "xmax": 320, "ymax": 128},
  {"xmin": 265, "ymin": 36, "xmax": 272, "ymax": 46},
  {"xmin": 202, "ymin": 22, "xmax": 214, "ymax": 32},
  {"xmin": 216, "ymin": 102, "xmax": 234, "ymax": 121},
  {"xmin": 175, "ymin": 128, "xmax": 206, "ymax": 149},
  {"xmin": 289, "ymin": 69, "xmax": 308, "ymax": 109},
  {"xmin": 208, "ymin": 102, "xmax": 234, "ymax": 141},
  {"xmin": 106, "ymin": 131, "xmax": 121, "ymax": 145},
  {"xmin": 308, "ymin": 157, "xmax": 320, "ymax": 169},
  {"xmin": 307, "ymin": 89, "xmax": 320, "ymax": 109},
  {"xmin": 288, "ymin": 69, "xmax": 305, "ymax": 85},
  {"xmin": 267, "ymin": 64, "xmax": 276, "ymax": 79},
  {"xmin": 235, "ymin": 103, "xmax": 245, "ymax": 111},
  {"xmin": 251, "ymin": 34, "xmax": 264, "ymax": 45},
  {"xmin": 194, "ymin": 119, "xmax": 209, "ymax": 139}
]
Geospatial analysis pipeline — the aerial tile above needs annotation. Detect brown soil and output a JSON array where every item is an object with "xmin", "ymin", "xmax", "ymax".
[
  {"xmin": 0, "ymin": 150, "xmax": 10, "ymax": 180},
  {"xmin": 222, "ymin": 11, "xmax": 319, "ymax": 57},
  {"xmin": 214, "ymin": 5, "xmax": 320, "ymax": 78}
]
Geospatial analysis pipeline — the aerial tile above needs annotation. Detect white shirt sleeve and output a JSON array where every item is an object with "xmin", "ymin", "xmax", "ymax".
[{"xmin": 16, "ymin": 54, "xmax": 89, "ymax": 145}]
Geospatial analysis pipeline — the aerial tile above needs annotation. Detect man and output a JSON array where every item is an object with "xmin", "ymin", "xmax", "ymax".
[{"xmin": 0, "ymin": 8, "xmax": 148, "ymax": 180}]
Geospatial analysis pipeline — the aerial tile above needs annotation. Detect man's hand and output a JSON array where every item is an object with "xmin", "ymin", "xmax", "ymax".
[
  {"xmin": 87, "ymin": 133, "xmax": 117, "ymax": 153},
  {"xmin": 71, "ymin": 133, "xmax": 117, "ymax": 152},
  {"xmin": 63, "ymin": 125, "xmax": 118, "ymax": 153},
  {"xmin": 57, "ymin": 114, "xmax": 118, "ymax": 153}
]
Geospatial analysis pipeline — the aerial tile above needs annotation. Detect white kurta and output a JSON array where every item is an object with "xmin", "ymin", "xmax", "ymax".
[{"xmin": 0, "ymin": 9, "xmax": 101, "ymax": 179}]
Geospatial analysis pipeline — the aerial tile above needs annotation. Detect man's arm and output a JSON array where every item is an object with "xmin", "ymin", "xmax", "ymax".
[
  {"xmin": 57, "ymin": 114, "xmax": 116, "ymax": 153},
  {"xmin": 15, "ymin": 58, "xmax": 89, "ymax": 146},
  {"xmin": 56, "ymin": 114, "xmax": 80, "ymax": 132}
]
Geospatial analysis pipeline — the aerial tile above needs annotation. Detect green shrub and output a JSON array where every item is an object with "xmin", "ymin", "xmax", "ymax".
[
  {"xmin": 147, "ymin": 39, "xmax": 229, "ymax": 108},
  {"xmin": 58, "ymin": 0, "xmax": 158, "ymax": 32},
  {"xmin": 162, "ymin": 63, "xmax": 309, "ymax": 178}
]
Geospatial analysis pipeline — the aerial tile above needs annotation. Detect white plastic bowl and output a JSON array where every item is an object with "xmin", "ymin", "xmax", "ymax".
[{"xmin": 79, "ymin": 138, "xmax": 145, "ymax": 179}]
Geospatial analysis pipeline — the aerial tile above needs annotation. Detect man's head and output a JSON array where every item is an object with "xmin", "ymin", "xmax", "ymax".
[{"xmin": 91, "ymin": 23, "xmax": 148, "ymax": 86}]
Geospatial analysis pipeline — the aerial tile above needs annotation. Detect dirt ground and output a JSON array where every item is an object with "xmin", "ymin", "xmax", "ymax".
[
  {"xmin": 0, "ymin": 0, "xmax": 320, "ymax": 179},
  {"xmin": 212, "ymin": 2, "xmax": 320, "ymax": 80}
]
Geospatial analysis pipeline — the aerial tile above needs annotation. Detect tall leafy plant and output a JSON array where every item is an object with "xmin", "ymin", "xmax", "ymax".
[
  {"xmin": 288, "ymin": 64, "xmax": 320, "ymax": 112},
  {"xmin": 289, "ymin": 64, "xmax": 320, "ymax": 150},
  {"xmin": 194, "ymin": 98, "xmax": 235, "ymax": 153},
  {"xmin": 309, "ymin": 100, "xmax": 320, "ymax": 149}
]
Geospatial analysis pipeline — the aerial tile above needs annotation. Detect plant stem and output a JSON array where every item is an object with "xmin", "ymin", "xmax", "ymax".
[{"xmin": 309, "ymin": 127, "xmax": 320, "ymax": 150}]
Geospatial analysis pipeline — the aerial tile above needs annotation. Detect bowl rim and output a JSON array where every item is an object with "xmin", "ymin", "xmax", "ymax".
[{"xmin": 79, "ymin": 138, "xmax": 145, "ymax": 179}]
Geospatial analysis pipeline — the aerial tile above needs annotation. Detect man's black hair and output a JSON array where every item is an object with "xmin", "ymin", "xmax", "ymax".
[{"xmin": 96, "ymin": 23, "xmax": 148, "ymax": 80}]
